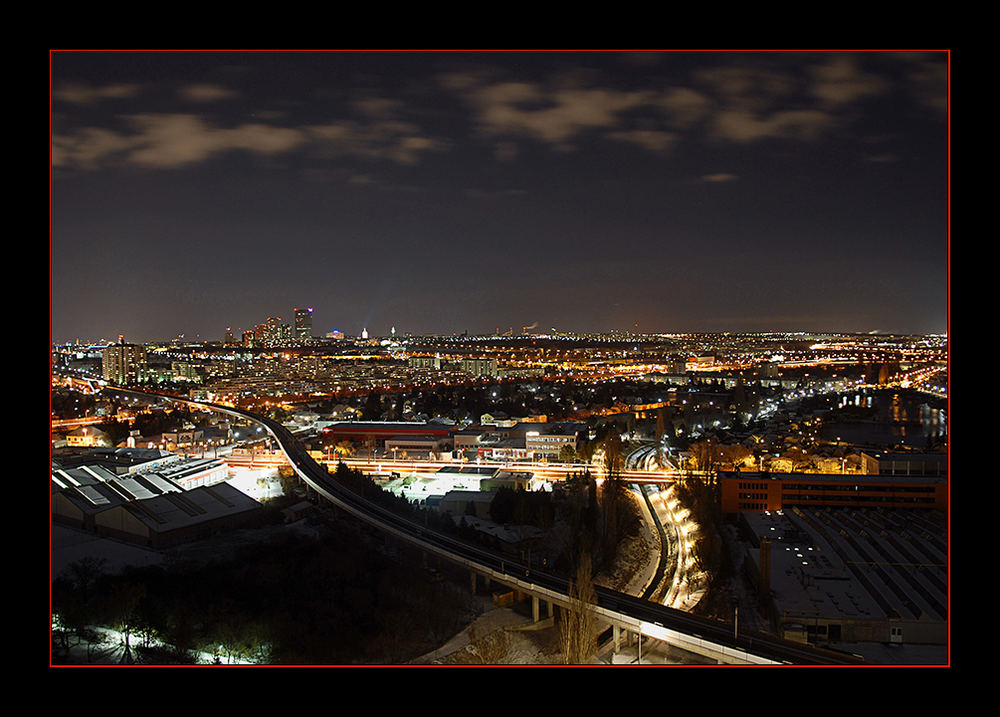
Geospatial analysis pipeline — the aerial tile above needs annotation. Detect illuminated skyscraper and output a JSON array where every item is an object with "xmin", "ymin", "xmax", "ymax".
[
  {"xmin": 295, "ymin": 307, "xmax": 313, "ymax": 342},
  {"xmin": 255, "ymin": 317, "xmax": 285, "ymax": 347},
  {"xmin": 101, "ymin": 336, "xmax": 147, "ymax": 384}
]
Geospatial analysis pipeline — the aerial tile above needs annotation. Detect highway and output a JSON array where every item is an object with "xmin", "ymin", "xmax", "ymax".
[
  {"xmin": 100, "ymin": 386, "xmax": 866, "ymax": 665},
  {"xmin": 333, "ymin": 456, "xmax": 689, "ymax": 484}
]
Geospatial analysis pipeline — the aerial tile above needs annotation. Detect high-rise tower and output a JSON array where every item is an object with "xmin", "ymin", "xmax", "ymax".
[
  {"xmin": 254, "ymin": 317, "xmax": 287, "ymax": 347},
  {"xmin": 294, "ymin": 307, "xmax": 313, "ymax": 343},
  {"xmin": 101, "ymin": 335, "xmax": 147, "ymax": 385}
]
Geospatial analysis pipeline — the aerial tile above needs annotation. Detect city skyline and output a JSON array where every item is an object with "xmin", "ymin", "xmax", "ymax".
[{"xmin": 51, "ymin": 50, "xmax": 949, "ymax": 343}]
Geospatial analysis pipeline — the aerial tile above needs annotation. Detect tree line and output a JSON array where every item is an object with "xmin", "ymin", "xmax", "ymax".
[{"xmin": 52, "ymin": 521, "xmax": 474, "ymax": 665}]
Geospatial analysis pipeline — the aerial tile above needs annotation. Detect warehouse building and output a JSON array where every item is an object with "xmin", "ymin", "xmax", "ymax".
[
  {"xmin": 52, "ymin": 460, "xmax": 260, "ymax": 549},
  {"xmin": 737, "ymin": 507, "xmax": 946, "ymax": 651}
]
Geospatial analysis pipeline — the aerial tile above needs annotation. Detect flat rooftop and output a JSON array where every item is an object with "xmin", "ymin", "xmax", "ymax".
[
  {"xmin": 723, "ymin": 470, "xmax": 946, "ymax": 485},
  {"xmin": 743, "ymin": 507, "xmax": 947, "ymax": 625}
]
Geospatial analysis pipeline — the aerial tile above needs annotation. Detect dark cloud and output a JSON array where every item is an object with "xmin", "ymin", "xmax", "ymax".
[
  {"xmin": 52, "ymin": 81, "xmax": 141, "ymax": 105},
  {"xmin": 179, "ymin": 83, "xmax": 240, "ymax": 102},
  {"xmin": 702, "ymin": 172, "xmax": 738, "ymax": 183},
  {"xmin": 50, "ymin": 51, "xmax": 949, "ymax": 340},
  {"xmin": 808, "ymin": 55, "xmax": 888, "ymax": 107},
  {"xmin": 53, "ymin": 114, "xmax": 308, "ymax": 170}
]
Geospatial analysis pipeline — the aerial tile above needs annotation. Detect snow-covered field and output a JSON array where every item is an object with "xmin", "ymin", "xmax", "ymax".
[
  {"xmin": 225, "ymin": 465, "xmax": 284, "ymax": 501},
  {"xmin": 377, "ymin": 467, "xmax": 551, "ymax": 503}
]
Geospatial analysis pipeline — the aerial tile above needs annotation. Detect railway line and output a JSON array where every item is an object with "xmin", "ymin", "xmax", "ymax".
[{"xmin": 101, "ymin": 386, "xmax": 866, "ymax": 665}]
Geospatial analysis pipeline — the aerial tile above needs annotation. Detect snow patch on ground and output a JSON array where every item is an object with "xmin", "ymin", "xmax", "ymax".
[
  {"xmin": 596, "ymin": 488, "xmax": 660, "ymax": 595},
  {"xmin": 225, "ymin": 466, "xmax": 284, "ymax": 501},
  {"xmin": 51, "ymin": 524, "xmax": 164, "ymax": 581}
]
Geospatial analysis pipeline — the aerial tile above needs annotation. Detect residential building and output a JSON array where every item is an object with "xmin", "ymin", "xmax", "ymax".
[
  {"xmin": 409, "ymin": 355, "xmax": 442, "ymax": 370},
  {"xmin": 65, "ymin": 426, "xmax": 111, "ymax": 448},
  {"xmin": 461, "ymin": 357, "xmax": 498, "ymax": 377},
  {"xmin": 101, "ymin": 337, "xmax": 147, "ymax": 384}
]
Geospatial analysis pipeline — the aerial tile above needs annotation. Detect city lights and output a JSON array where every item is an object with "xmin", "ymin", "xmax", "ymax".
[{"xmin": 51, "ymin": 49, "xmax": 948, "ymax": 667}]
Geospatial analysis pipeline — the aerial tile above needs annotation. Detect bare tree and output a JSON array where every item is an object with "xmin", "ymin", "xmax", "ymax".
[
  {"xmin": 655, "ymin": 408, "xmax": 667, "ymax": 464},
  {"xmin": 561, "ymin": 552, "xmax": 598, "ymax": 664},
  {"xmin": 599, "ymin": 428, "xmax": 627, "ymax": 559},
  {"xmin": 601, "ymin": 428, "xmax": 625, "ymax": 478},
  {"xmin": 106, "ymin": 581, "xmax": 146, "ymax": 664}
]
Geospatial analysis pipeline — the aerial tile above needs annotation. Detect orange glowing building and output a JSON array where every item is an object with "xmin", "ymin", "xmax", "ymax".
[{"xmin": 720, "ymin": 470, "xmax": 947, "ymax": 514}]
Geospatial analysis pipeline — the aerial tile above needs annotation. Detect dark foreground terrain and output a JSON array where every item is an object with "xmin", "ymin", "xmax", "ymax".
[{"xmin": 52, "ymin": 505, "xmax": 482, "ymax": 665}]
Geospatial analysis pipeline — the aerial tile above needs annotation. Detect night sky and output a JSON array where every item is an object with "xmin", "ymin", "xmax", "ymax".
[{"xmin": 50, "ymin": 51, "xmax": 949, "ymax": 343}]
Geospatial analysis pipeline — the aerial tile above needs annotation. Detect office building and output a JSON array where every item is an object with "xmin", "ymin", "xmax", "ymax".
[
  {"xmin": 294, "ymin": 307, "xmax": 313, "ymax": 342},
  {"xmin": 254, "ymin": 317, "xmax": 287, "ymax": 347}
]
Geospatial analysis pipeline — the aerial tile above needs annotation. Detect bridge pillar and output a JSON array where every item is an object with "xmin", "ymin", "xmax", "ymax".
[
  {"xmin": 613, "ymin": 624, "xmax": 621, "ymax": 653},
  {"xmin": 532, "ymin": 595, "xmax": 539, "ymax": 623}
]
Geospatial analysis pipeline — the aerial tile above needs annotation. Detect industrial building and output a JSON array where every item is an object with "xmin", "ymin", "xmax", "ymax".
[
  {"xmin": 524, "ymin": 424, "xmax": 580, "ymax": 458},
  {"xmin": 860, "ymin": 451, "xmax": 947, "ymax": 477},
  {"xmin": 321, "ymin": 421, "xmax": 453, "ymax": 445},
  {"xmin": 439, "ymin": 490, "xmax": 494, "ymax": 520},
  {"xmin": 737, "ymin": 507, "xmax": 947, "ymax": 649},
  {"xmin": 719, "ymin": 470, "xmax": 947, "ymax": 514},
  {"xmin": 51, "ymin": 456, "xmax": 259, "ymax": 549},
  {"xmin": 52, "ymin": 446, "xmax": 181, "ymax": 475}
]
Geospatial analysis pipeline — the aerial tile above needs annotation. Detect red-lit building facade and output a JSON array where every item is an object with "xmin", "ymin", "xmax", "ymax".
[
  {"xmin": 321, "ymin": 421, "xmax": 453, "ymax": 444},
  {"xmin": 720, "ymin": 470, "xmax": 947, "ymax": 514}
]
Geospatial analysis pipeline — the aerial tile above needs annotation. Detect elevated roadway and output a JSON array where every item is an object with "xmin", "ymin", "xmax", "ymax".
[
  {"xmin": 99, "ymin": 386, "xmax": 865, "ymax": 665},
  {"xmin": 334, "ymin": 456, "xmax": 705, "ymax": 485}
]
